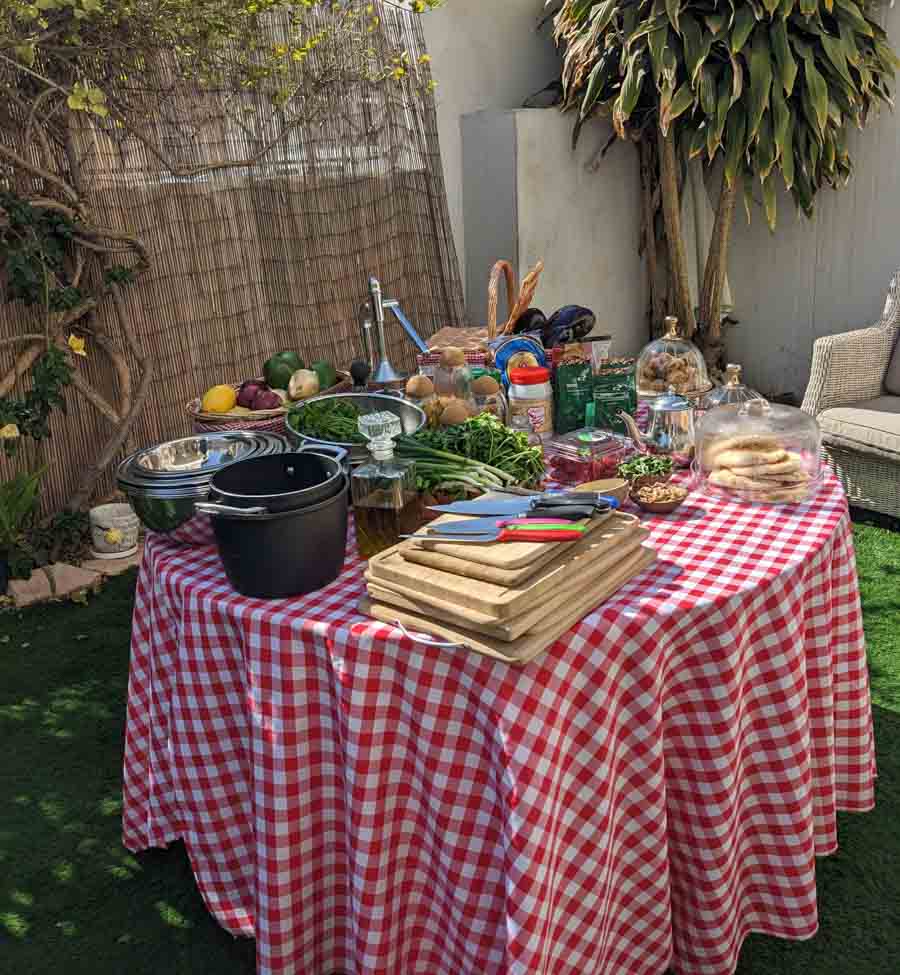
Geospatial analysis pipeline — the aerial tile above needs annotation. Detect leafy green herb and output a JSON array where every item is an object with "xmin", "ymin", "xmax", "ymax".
[
  {"xmin": 617, "ymin": 454, "xmax": 674, "ymax": 481},
  {"xmin": 289, "ymin": 398, "xmax": 365, "ymax": 443},
  {"xmin": 397, "ymin": 413, "xmax": 545, "ymax": 494}
]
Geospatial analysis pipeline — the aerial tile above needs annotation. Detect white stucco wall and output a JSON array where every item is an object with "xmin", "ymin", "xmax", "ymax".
[
  {"xmin": 461, "ymin": 110, "xmax": 646, "ymax": 356},
  {"xmin": 423, "ymin": 0, "xmax": 559, "ymax": 302}
]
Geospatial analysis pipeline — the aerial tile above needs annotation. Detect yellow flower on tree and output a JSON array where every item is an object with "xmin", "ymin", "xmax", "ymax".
[
  {"xmin": 68, "ymin": 334, "xmax": 87, "ymax": 357},
  {"xmin": 0, "ymin": 423, "xmax": 20, "ymax": 440}
]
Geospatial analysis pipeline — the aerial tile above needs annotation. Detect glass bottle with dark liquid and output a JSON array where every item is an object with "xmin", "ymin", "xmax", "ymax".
[{"xmin": 351, "ymin": 411, "xmax": 419, "ymax": 559}]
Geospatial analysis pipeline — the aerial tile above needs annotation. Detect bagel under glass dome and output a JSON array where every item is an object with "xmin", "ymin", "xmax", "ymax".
[
  {"xmin": 694, "ymin": 399, "xmax": 823, "ymax": 505},
  {"xmin": 636, "ymin": 316, "xmax": 711, "ymax": 399}
]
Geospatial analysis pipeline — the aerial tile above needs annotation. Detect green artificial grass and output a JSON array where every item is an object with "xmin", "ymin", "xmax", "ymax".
[{"xmin": 1, "ymin": 523, "xmax": 898, "ymax": 974}]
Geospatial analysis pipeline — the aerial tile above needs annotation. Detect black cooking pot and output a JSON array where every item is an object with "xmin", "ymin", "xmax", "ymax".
[
  {"xmin": 196, "ymin": 479, "xmax": 349, "ymax": 598},
  {"xmin": 209, "ymin": 445, "xmax": 347, "ymax": 513}
]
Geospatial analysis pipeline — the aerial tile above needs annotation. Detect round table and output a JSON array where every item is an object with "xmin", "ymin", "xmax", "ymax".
[{"xmin": 122, "ymin": 471, "xmax": 875, "ymax": 975}]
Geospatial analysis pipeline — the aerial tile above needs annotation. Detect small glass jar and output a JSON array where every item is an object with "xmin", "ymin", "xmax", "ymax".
[
  {"xmin": 547, "ymin": 428, "xmax": 635, "ymax": 485},
  {"xmin": 508, "ymin": 366, "xmax": 554, "ymax": 438},
  {"xmin": 509, "ymin": 412, "xmax": 543, "ymax": 450},
  {"xmin": 434, "ymin": 347, "xmax": 473, "ymax": 401},
  {"xmin": 470, "ymin": 374, "xmax": 508, "ymax": 421}
]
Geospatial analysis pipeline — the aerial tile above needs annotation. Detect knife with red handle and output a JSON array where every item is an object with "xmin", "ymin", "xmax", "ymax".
[{"xmin": 403, "ymin": 519, "xmax": 590, "ymax": 544}]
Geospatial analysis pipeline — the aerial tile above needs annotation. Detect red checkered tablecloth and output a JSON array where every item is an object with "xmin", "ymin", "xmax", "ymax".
[{"xmin": 122, "ymin": 471, "xmax": 875, "ymax": 975}]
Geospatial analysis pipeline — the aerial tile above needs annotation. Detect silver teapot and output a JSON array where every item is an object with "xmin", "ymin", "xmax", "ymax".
[{"xmin": 618, "ymin": 387, "xmax": 695, "ymax": 468}]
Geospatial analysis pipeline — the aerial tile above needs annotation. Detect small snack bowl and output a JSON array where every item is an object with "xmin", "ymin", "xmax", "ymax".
[
  {"xmin": 630, "ymin": 482, "xmax": 689, "ymax": 514},
  {"xmin": 575, "ymin": 478, "xmax": 629, "ymax": 505}
]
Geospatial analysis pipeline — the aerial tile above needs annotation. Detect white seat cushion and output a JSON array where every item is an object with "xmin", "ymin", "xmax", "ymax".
[{"xmin": 819, "ymin": 396, "xmax": 900, "ymax": 458}]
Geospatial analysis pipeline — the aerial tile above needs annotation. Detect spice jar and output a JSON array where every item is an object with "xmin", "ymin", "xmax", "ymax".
[
  {"xmin": 434, "ymin": 347, "xmax": 474, "ymax": 401},
  {"xmin": 508, "ymin": 366, "xmax": 553, "ymax": 438},
  {"xmin": 471, "ymin": 374, "xmax": 507, "ymax": 422}
]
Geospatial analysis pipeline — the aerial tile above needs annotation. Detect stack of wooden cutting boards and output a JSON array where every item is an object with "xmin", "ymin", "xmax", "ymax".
[{"xmin": 360, "ymin": 507, "xmax": 656, "ymax": 665}]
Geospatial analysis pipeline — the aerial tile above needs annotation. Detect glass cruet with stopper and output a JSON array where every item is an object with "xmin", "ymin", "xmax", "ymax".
[{"xmin": 351, "ymin": 411, "xmax": 420, "ymax": 558}]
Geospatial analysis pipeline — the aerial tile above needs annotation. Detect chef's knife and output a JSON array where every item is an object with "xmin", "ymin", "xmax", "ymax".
[
  {"xmin": 423, "ymin": 513, "xmax": 593, "ymax": 534},
  {"xmin": 428, "ymin": 494, "xmax": 617, "ymax": 518}
]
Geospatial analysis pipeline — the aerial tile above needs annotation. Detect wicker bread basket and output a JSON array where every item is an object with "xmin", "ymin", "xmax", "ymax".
[{"xmin": 426, "ymin": 259, "xmax": 544, "ymax": 353}]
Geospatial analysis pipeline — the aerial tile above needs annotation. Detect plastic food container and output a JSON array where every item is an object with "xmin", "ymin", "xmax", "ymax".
[
  {"xmin": 546, "ymin": 428, "xmax": 635, "ymax": 485},
  {"xmin": 508, "ymin": 366, "xmax": 554, "ymax": 437},
  {"xmin": 694, "ymin": 399, "xmax": 823, "ymax": 505}
]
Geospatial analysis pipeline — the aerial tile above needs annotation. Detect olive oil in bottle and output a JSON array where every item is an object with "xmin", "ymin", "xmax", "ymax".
[{"xmin": 351, "ymin": 411, "xmax": 418, "ymax": 559}]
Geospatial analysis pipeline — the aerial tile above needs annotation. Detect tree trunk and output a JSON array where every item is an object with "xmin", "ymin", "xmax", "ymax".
[
  {"xmin": 656, "ymin": 126, "xmax": 696, "ymax": 336},
  {"xmin": 698, "ymin": 170, "xmax": 739, "ymax": 371}
]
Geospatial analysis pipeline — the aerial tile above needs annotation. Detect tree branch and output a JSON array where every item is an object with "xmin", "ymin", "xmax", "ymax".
[
  {"xmin": 70, "ymin": 370, "xmax": 121, "ymax": 425},
  {"xmin": 657, "ymin": 125, "xmax": 696, "ymax": 336},
  {"xmin": 0, "ymin": 342, "xmax": 44, "ymax": 397},
  {"xmin": 0, "ymin": 143, "xmax": 79, "ymax": 204}
]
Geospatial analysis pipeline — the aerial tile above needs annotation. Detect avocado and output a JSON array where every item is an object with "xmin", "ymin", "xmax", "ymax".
[
  {"xmin": 310, "ymin": 360, "xmax": 337, "ymax": 391},
  {"xmin": 263, "ymin": 352, "xmax": 304, "ymax": 390}
]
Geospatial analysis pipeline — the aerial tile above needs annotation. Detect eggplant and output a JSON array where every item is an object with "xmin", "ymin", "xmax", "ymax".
[
  {"xmin": 543, "ymin": 305, "xmax": 596, "ymax": 348},
  {"xmin": 511, "ymin": 308, "xmax": 548, "ymax": 335}
]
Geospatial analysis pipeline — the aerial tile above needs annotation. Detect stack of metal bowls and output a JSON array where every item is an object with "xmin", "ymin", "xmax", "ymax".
[{"xmin": 117, "ymin": 431, "xmax": 287, "ymax": 536}]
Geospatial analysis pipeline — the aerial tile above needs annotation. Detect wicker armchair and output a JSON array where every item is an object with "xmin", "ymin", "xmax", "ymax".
[{"xmin": 802, "ymin": 269, "xmax": 900, "ymax": 517}]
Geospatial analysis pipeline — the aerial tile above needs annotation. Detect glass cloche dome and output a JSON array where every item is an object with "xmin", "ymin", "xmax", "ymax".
[
  {"xmin": 700, "ymin": 364, "xmax": 763, "ymax": 411},
  {"xmin": 636, "ymin": 316, "xmax": 711, "ymax": 399},
  {"xmin": 694, "ymin": 399, "xmax": 823, "ymax": 505}
]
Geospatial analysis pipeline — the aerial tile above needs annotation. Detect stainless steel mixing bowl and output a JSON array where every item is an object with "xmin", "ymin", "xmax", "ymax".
[{"xmin": 285, "ymin": 392, "xmax": 426, "ymax": 464}]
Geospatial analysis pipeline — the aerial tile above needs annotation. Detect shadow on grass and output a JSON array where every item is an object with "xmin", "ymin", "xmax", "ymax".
[
  {"xmin": 0, "ymin": 572, "xmax": 255, "ymax": 975},
  {"xmin": 735, "ymin": 704, "xmax": 900, "ymax": 975},
  {"xmin": 3, "ymin": 524, "xmax": 898, "ymax": 975}
]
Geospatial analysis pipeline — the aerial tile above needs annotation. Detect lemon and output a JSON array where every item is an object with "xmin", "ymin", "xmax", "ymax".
[{"xmin": 201, "ymin": 385, "xmax": 237, "ymax": 414}]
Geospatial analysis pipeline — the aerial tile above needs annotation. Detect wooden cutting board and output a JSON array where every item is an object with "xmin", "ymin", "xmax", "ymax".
[
  {"xmin": 367, "ymin": 514, "xmax": 645, "ymax": 619},
  {"xmin": 400, "ymin": 509, "xmax": 614, "ymax": 570},
  {"xmin": 367, "ymin": 531, "xmax": 648, "ymax": 639},
  {"xmin": 360, "ymin": 546, "xmax": 656, "ymax": 666}
]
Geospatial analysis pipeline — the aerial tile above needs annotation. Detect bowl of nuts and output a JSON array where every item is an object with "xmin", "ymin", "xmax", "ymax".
[{"xmin": 630, "ymin": 481, "xmax": 689, "ymax": 514}]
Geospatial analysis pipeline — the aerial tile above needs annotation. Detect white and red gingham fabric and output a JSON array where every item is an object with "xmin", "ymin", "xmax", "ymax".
[{"xmin": 122, "ymin": 470, "xmax": 875, "ymax": 975}]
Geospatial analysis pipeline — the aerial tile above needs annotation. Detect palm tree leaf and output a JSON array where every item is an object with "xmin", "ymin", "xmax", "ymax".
[
  {"xmin": 700, "ymin": 64, "xmax": 718, "ymax": 115},
  {"xmin": 799, "ymin": 0, "xmax": 817, "ymax": 17},
  {"xmin": 743, "ymin": 172, "xmax": 755, "ymax": 223},
  {"xmin": 581, "ymin": 52, "xmax": 614, "ymax": 118},
  {"xmin": 724, "ymin": 104, "xmax": 748, "ymax": 185},
  {"xmin": 838, "ymin": 21, "xmax": 861, "ymax": 64},
  {"xmin": 706, "ymin": 12, "xmax": 728, "ymax": 34},
  {"xmin": 803, "ymin": 57, "xmax": 829, "ymax": 137},
  {"xmin": 681, "ymin": 13, "xmax": 714, "ymax": 85},
  {"xmin": 661, "ymin": 81, "xmax": 696, "ymax": 133},
  {"xmin": 649, "ymin": 26, "xmax": 669, "ymax": 81},
  {"xmin": 780, "ymin": 116, "xmax": 796, "ymax": 188},
  {"xmin": 689, "ymin": 124, "xmax": 708, "ymax": 159},
  {"xmin": 730, "ymin": 52, "xmax": 744, "ymax": 103},
  {"xmin": 731, "ymin": 5, "xmax": 755, "ymax": 54},
  {"xmin": 613, "ymin": 50, "xmax": 648, "ymax": 135},
  {"xmin": 770, "ymin": 17, "xmax": 797, "ymax": 94},
  {"xmin": 835, "ymin": 0, "xmax": 874, "ymax": 39},
  {"xmin": 771, "ymin": 83, "xmax": 790, "ymax": 159},
  {"xmin": 756, "ymin": 112, "xmax": 777, "ymax": 178},
  {"xmin": 762, "ymin": 0, "xmax": 780, "ymax": 16},
  {"xmin": 779, "ymin": 0, "xmax": 796, "ymax": 17},
  {"xmin": 747, "ymin": 27, "xmax": 773, "ymax": 140},
  {"xmin": 762, "ymin": 171, "xmax": 777, "ymax": 231},
  {"xmin": 666, "ymin": 0, "xmax": 681, "ymax": 34}
]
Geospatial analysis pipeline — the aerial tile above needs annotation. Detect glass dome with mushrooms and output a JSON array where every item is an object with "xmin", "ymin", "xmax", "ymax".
[{"xmin": 636, "ymin": 316, "xmax": 712, "ymax": 400}]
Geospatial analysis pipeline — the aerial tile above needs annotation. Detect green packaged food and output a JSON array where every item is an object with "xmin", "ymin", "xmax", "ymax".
[
  {"xmin": 592, "ymin": 357, "xmax": 637, "ymax": 436},
  {"xmin": 552, "ymin": 345, "xmax": 594, "ymax": 435}
]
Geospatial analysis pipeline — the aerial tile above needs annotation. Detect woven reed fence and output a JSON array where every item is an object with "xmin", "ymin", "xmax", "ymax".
[{"xmin": 0, "ymin": 2, "xmax": 464, "ymax": 514}]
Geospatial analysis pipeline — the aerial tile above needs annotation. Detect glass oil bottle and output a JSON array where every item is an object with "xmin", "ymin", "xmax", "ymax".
[{"xmin": 351, "ymin": 411, "xmax": 419, "ymax": 559}]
